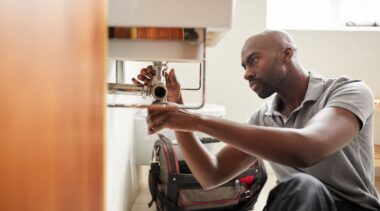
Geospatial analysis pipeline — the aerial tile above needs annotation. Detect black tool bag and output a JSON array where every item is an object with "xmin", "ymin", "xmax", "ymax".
[{"xmin": 148, "ymin": 134, "xmax": 267, "ymax": 211}]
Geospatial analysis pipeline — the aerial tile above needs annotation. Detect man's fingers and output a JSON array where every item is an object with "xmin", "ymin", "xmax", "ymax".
[
  {"xmin": 148, "ymin": 114, "xmax": 170, "ymax": 134},
  {"xmin": 164, "ymin": 71, "xmax": 169, "ymax": 81},
  {"xmin": 147, "ymin": 66, "xmax": 155, "ymax": 74},
  {"xmin": 147, "ymin": 109, "xmax": 169, "ymax": 123},
  {"xmin": 147, "ymin": 110, "xmax": 161, "ymax": 124},
  {"xmin": 131, "ymin": 78, "xmax": 143, "ymax": 85},
  {"xmin": 137, "ymin": 74, "xmax": 151, "ymax": 84},
  {"xmin": 148, "ymin": 124, "xmax": 164, "ymax": 134},
  {"xmin": 168, "ymin": 69, "xmax": 177, "ymax": 85},
  {"xmin": 140, "ymin": 68, "xmax": 147, "ymax": 75},
  {"xmin": 138, "ymin": 66, "xmax": 155, "ymax": 84},
  {"xmin": 146, "ymin": 72, "xmax": 154, "ymax": 78},
  {"xmin": 141, "ymin": 66, "xmax": 154, "ymax": 75}
]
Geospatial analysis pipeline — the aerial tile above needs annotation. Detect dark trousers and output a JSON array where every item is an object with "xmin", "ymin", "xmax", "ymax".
[{"xmin": 263, "ymin": 173, "xmax": 367, "ymax": 211}]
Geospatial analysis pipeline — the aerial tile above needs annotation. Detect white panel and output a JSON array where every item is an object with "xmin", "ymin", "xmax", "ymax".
[
  {"xmin": 108, "ymin": 0, "xmax": 234, "ymax": 28},
  {"xmin": 108, "ymin": 0, "xmax": 235, "ymax": 48},
  {"xmin": 108, "ymin": 39, "xmax": 204, "ymax": 62}
]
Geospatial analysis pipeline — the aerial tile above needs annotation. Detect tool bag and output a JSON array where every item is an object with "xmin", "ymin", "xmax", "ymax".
[{"xmin": 148, "ymin": 134, "xmax": 267, "ymax": 211}]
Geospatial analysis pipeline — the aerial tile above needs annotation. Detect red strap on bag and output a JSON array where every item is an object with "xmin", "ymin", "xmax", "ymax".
[{"xmin": 239, "ymin": 175, "xmax": 255, "ymax": 189}]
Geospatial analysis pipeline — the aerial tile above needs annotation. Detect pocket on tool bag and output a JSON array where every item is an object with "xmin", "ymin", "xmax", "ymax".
[{"xmin": 178, "ymin": 182, "xmax": 246, "ymax": 210}]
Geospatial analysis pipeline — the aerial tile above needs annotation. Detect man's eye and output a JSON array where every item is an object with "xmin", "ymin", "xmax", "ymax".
[{"xmin": 248, "ymin": 57, "xmax": 258, "ymax": 65}]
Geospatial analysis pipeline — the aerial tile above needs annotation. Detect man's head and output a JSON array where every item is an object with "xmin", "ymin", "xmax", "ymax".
[{"xmin": 241, "ymin": 30, "xmax": 298, "ymax": 98}]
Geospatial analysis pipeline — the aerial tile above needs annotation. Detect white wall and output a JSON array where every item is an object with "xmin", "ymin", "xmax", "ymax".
[
  {"xmin": 106, "ymin": 96, "xmax": 139, "ymax": 211},
  {"xmin": 106, "ymin": 61, "xmax": 150, "ymax": 211},
  {"xmin": 288, "ymin": 30, "xmax": 380, "ymax": 94}
]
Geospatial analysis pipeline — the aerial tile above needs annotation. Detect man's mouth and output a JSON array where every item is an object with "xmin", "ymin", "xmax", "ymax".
[{"xmin": 249, "ymin": 80, "xmax": 258, "ymax": 90}]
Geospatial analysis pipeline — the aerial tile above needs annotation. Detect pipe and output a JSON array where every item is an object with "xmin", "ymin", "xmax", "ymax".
[{"xmin": 108, "ymin": 60, "xmax": 167, "ymax": 100}]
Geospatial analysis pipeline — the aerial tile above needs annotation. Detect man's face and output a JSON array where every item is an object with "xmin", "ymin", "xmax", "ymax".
[{"xmin": 241, "ymin": 39, "xmax": 285, "ymax": 99}]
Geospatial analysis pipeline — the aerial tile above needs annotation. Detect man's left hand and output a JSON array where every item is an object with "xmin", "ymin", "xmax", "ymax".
[{"xmin": 147, "ymin": 107, "xmax": 200, "ymax": 134}]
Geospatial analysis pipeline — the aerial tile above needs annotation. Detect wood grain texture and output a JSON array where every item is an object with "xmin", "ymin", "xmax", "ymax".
[{"xmin": 0, "ymin": 0, "xmax": 105, "ymax": 210}]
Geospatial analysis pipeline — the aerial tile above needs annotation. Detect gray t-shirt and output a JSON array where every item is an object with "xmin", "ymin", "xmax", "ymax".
[{"xmin": 248, "ymin": 71, "xmax": 380, "ymax": 210}]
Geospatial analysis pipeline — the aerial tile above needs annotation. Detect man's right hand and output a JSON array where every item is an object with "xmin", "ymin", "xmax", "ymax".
[{"xmin": 131, "ymin": 65, "xmax": 183, "ymax": 104}]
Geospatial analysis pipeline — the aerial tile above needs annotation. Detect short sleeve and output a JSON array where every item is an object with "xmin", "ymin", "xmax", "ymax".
[
  {"xmin": 325, "ymin": 79, "xmax": 374, "ymax": 130},
  {"xmin": 246, "ymin": 110, "xmax": 259, "ymax": 125}
]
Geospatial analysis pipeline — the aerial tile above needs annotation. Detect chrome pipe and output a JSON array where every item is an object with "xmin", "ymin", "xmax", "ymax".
[
  {"xmin": 108, "ymin": 61, "xmax": 167, "ymax": 100},
  {"xmin": 108, "ymin": 83, "xmax": 148, "ymax": 96},
  {"xmin": 108, "ymin": 82, "xmax": 167, "ymax": 101},
  {"xmin": 115, "ymin": 60, "xmax": 125, "ymax": 83}
]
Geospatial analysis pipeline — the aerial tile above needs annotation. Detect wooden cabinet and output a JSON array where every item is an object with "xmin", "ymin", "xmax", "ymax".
[{"xmin": 0, "ymin": 1, "xmax": 105, "ymax": 210}]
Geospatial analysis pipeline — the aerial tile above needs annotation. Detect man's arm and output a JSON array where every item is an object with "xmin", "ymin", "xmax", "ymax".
[
  {"xmin": 149, "ymin": 106, "xmax": 360, "ymax": 168},
  {"xmin": 137, "ymin": 67, "xmax": 257, "ymax": 190},
  {"xmin": 174, "ymin": 131, "xmax": 257, "ymax": 190},
  {"xmin": 196, "ymin": 106, "xmax": 360, "ymax": 168}
]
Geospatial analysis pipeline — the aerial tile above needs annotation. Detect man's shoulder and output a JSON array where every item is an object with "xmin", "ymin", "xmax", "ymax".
[
  {"xmin": 322, "ymin": 75, "xmax": 372, "ymax": 97},
  {"xmin": 320, "ymin": 74, "xmax": 374, "ymax": 126},
  {"xmin": 330, "ymin": 75, "xmax": 363, "ymax": 85}
]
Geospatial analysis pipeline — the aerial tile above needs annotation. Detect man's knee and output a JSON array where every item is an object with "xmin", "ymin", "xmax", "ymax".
[
  {"xmin": 268, "ymin": 173, "xmax": 326, "ymax": 200},
  {"xmin": 282, "ymin": 173, "xmax": 324, "ymax": 191},
  {"xmin": 265, "ymin": 173, "xmax": 336, "ymax": 211}
]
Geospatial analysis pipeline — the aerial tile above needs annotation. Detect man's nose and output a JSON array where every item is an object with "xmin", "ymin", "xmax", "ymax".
[{"xmin": 244, "ymin": 68, "xmax": 254, "ymax": 81}]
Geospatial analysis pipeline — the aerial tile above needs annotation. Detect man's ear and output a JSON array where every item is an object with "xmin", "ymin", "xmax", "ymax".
[{"xmin": 283, "ymin": 47, "xmax": 293, "ymax": 64}]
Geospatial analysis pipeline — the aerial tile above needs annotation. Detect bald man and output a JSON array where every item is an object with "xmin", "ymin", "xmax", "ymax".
[{"xmin": 136, "ymin": 30, "xmax": 380, "ymax": 210}]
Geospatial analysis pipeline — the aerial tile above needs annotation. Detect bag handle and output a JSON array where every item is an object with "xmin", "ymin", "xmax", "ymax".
[
  {"xmin": 157, "ymin": 133, "xmax": 179, "ymax": 173},
  {"xmin": 149, "ymin": 166, "xmax": 185, "ymax": 211}
]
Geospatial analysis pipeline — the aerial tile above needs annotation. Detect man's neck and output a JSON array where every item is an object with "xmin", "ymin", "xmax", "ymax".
[{"xmin": 277, "ymin": 68, "xmax": 309, "ymax": 117}]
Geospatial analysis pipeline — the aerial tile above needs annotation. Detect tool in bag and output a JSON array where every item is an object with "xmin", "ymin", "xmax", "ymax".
[{"xmin": 148, "ymin": 134, "xmax": 267, "ymax": 211}]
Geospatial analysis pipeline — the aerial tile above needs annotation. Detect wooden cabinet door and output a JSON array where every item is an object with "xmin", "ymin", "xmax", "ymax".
[{"xmin": 0, "ymin": 0, "xmax": 105, "ymax": 210}]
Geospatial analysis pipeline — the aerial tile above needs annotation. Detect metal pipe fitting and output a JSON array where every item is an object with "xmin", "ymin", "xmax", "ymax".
[
  {"xmin": 108, "ymin": 60, "xmax": 168, "ymax": 101},
  {"xmin": 108, "ymin": 83, "xmax": 149, "ymax": 97},
  {"xmin": 151, "ymin": 82, "xmax": 167, "ymax": 101}
]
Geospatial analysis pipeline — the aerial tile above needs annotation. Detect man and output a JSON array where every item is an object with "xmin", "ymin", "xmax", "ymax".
[{"xmin": 132, "ymin": 30, "xmax": 380, "ymax": 210}]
